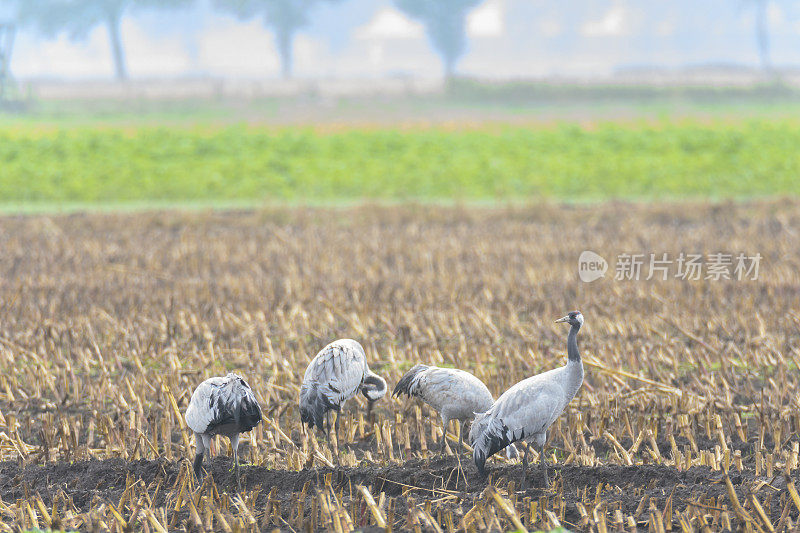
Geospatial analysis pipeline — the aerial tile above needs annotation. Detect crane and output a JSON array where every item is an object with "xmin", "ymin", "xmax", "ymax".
[
  {"xmin": 300, "ymin": 339, "xmax": 387, "ymax": 441},
  {"xmin": 393, "ymin": 363, "xmax": 518, "ymax": 459},
  {"xmin": 470, "ymin": 311, "xmax": 585, "ymax": 489},
  {"xmin": 185, "ymin": 372, "xmax": 262, "ymax": 492}
]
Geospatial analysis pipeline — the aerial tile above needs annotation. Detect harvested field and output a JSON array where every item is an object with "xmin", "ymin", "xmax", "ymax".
[{"xmin": 0, "ymin": 201, "xmax": 799, "ymax": 531}]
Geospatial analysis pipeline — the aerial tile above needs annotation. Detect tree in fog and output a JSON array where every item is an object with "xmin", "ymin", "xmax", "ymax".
[
  {"xmin": 213, "ymin": 0, "xmax": 339, "ymax": 79},
  {"xmin": 14, "ymin": 0, "xmax": 192, "ymax": 81},
  {"xmin": 747, "ymin": 0, "xmax": 772, "ymax": 72},
  {"xmin": 0, "ymin": 5, "xmax": 14, "ymax": 84},
  {"xmin": 393, "ymin": 0, "xmax": 484, "ymax": 79},
  {"xmin": 0, "ymin": 2, "xmax": 20, "ymax": 83}
]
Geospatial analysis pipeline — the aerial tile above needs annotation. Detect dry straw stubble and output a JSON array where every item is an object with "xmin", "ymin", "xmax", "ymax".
[{"xmin": 0, "ymin": 201, "xmax": 798, "ymax": 530}]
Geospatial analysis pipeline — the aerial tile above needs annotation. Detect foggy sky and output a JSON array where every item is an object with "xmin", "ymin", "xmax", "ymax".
[{"xmin": 5, "ymin": 0, "xmax": 800, "ymax": 80}]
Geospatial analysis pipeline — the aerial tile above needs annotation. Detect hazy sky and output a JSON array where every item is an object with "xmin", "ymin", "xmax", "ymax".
[{"xmin": 5, "ymin": 0, "xmax": 800, "ymax": 80}]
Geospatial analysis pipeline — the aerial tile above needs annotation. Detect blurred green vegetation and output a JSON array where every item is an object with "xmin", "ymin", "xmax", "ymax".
[{"xmin": 0, "ymin": 119, "xmax": 797, "ymax": 207}]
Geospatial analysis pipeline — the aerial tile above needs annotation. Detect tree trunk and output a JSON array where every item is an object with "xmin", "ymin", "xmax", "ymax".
[
  {"xmin": 431, "ymin": 10, "xmax": 466, "ymax": 81},
  {"xmin": 0, "ymin": 24, "xmax": 15, "ymax": 83},
  {"xmin": 106, "ymin": 13, "xmax": 128, "ymax": 81},
  {"xmin": 275, "ymin": 28, "xmax": 293, "ymax": 79},
  {"xmin": 755, "ymin": 0, "xmax": 771, "ymax": 72},
  {"xmin": 443, "ymin": 54, "xmax": 456, "ymax": 81}
]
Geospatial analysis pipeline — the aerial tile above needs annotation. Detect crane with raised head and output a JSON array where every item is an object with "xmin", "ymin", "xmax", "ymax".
[{"xmin": 470, "ymin": 311, "xmax": 585, "ymax": 489}]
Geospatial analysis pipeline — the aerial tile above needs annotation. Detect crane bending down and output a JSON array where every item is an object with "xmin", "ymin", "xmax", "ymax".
[
  {"xmin": 470, "ymin": 311, "xmax": 585, "ymax": 489},
  {"xmin": 393, "ymin": 364, "xmax": 518, "ymax": 459},
  {"xmin": 185, "ymin": 372, "xmax": 263, "ymax": 492},
  {"xmin": 300, "ymin": 339, "xmax": 387, "ymax": 439}
]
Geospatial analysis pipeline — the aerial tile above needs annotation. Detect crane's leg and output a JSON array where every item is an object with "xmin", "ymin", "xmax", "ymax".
[
  {"xmin": 539, "ymin": 443, "xmax": 550, "ymax": 489},
  {"xmin": 193, "ymin": 433, "xmax": 205, "ymax": 484},
  {"xmin": 231, "ymin": 433, "xmax": 241, "ymax": 493},
  {"xmin": 325, "ymin": 411, "xmax": 341, "ymax": 465},
  {"xmin": 454, "ymin": 421, "xmax": 469, "ymax": 489},
  {"xmin": 520, "ymin": 443, "xmax": 529, "ymax": 490},
  {"xmin": 334, "ymin": 410, "xmax": 343, "ymax": 463},
  {"xmin": 197, "ymin": 434, "xmax": 212, "ymax": 484},
  {"xmin": 440, "ymin": 418, "xmax": 449, "ymax": 454}
]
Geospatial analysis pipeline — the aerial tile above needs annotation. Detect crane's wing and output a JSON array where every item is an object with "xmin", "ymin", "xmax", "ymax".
[
  {"xmin": 300, "ymin": 339, "xmax": 367, "ymax": 430},
  {"xmin": 185, "ymin": 374, "xmax": 262, "ymax": 435},
  {"xmin": 185, "ymin": 376, "xmax": 227, "ymax": 434},
  {"xmin": 395, "ymin": 365, "xmax": 494, "ymax": 424},
  {"xmin": 418, "ymin": 367, "xmax": 493, "ymax": 416},
  {"xmin": 472, "ymin": 378, "xmax": 562, "ymax": 475},
  {"xmin": 393, "ymin": 364, "xmax": 429, "ymax": 397},
  {"xmin": 310, "ymin": 340, "xmax": 367, "ymax": 405}
]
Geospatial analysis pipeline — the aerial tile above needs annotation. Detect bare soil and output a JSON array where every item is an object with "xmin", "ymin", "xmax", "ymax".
[{"xmin": 2, "ymin": 433, "xmax": 796, "ymax": 531}]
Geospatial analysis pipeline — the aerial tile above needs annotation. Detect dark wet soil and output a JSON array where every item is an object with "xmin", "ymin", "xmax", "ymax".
[{"xmin": 1, "ymin": 450, "xmax": 797, "ymax": 532}]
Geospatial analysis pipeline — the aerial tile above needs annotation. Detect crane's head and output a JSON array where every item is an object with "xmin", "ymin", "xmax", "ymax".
[
  {"xmin": 362, "ymin": 374, "xmax": 387, "ymax": 402},
  {"xmin": 555, "ymin": 311, "xmax": 584, "ymax": 327}
]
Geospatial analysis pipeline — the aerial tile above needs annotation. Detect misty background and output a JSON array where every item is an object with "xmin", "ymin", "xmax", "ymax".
[{"xmin": 1, "ymin": 0, "xmax": 799, "ymax": 85}]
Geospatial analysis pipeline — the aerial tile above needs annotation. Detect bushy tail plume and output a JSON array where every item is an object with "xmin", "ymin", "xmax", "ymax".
[
  {"xmin": 471, "ymin": 414, "xmax": 515, "ymax": 476},
  {"xmin": 392, "ymin": 364, "xmax": 429, "ymax": 398},
  {"xmin": 238, "ymin": 394, "xmax": 262, "ymax": 432},
  {"xmin": 299, "ymin": 384, "xmax": 326, "ymax": 431}
]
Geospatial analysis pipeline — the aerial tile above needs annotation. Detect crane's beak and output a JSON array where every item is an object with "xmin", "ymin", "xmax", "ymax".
[{"xmin": 555, "ymin": 315, "xmax": 570, "ymax": 323}]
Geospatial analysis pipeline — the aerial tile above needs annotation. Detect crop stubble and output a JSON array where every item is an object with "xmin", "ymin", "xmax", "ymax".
[{"xmin": 0, "ymin": 201, "xmax": 799, "ymax": 531}]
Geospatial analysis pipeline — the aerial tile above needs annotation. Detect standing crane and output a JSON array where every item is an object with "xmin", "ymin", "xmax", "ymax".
[
  {"xmin": 470, "ymin": 311, "xmax": 585, "ymax": 489},
  {"xmin": 185, "ymin": 372, "xmax": 262, "ymax": 492},
  {"xmin": 393, "ymin": 364, "xmax": 518, "ymax": 458},
  {"xmin": 300, "ymin": 339, "xmax": 387, "ymax": 440}
]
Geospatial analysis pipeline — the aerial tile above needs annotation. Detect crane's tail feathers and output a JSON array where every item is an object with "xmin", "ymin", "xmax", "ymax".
[
  {"xmin": 472, "ymin": 416, "xmax": 516, "ymax": 475},
  {"xmin": 392, "ymin": 364, "xmax": 429, "ymax": 398},
  {"xmin": 300, "ymin": 385, "xmax": 329, "ymax": 431},
  {"xmin": 238, "ymin": 394, "xmax": 262, "ymax": 433},
  {"xmin": 474, "ymin": 449, "xmax": 488, "ymax": 477}
]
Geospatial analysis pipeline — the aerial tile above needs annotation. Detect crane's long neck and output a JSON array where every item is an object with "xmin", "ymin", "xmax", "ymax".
[
  {"xmin": 564, "ymin": 323, "xmax": 584, "ymax": 400},
  {"xmin": 362, "ymin": 372, "xmax": 387, "ymax": 402},
  {"xmin": 567, "ymin": 324, "xmax": 581, "ymax": 363}
]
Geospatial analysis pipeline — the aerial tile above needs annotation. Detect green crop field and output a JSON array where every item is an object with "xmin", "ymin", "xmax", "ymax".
[{"xmin": 1, "ymin": 117, "xmax": 798, "ymax": 208}]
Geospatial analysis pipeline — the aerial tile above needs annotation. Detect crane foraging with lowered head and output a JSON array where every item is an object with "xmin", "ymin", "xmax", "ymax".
[
  {"xmin": 300, "ymin": 339, "xmax": 387, "ymax": 440},
  {"xmin": 393, "ymin": 364, "xmax": 518, "ymax": 459},
  {"xmin": 470, "ymin": 311, "xmax": 585, "ymax": 489},
  {"xmin": 185, "ymin": 372, "xmax": 263, "ymax": 492}
]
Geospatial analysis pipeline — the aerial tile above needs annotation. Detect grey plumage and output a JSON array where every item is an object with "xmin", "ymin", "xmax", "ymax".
[
  {"xmin": 185, "ymin": 372, "xmax": 262, "ymax": 491},
  {"xmin": 300, "ymin": 339, "xmax": 387, "ymax": 436},
  {"xmin": 471, "ymin": 311, "xmax": 585, "ymax": 489},
  {"xmin": 393, "ymin": 363, "xmax": 517, "ymax": 458}
]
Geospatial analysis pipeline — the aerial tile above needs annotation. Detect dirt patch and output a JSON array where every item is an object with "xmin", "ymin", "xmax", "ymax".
[{"xmin": 1, "ymin": 455, "xmax": 795, "ymax": 530}]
